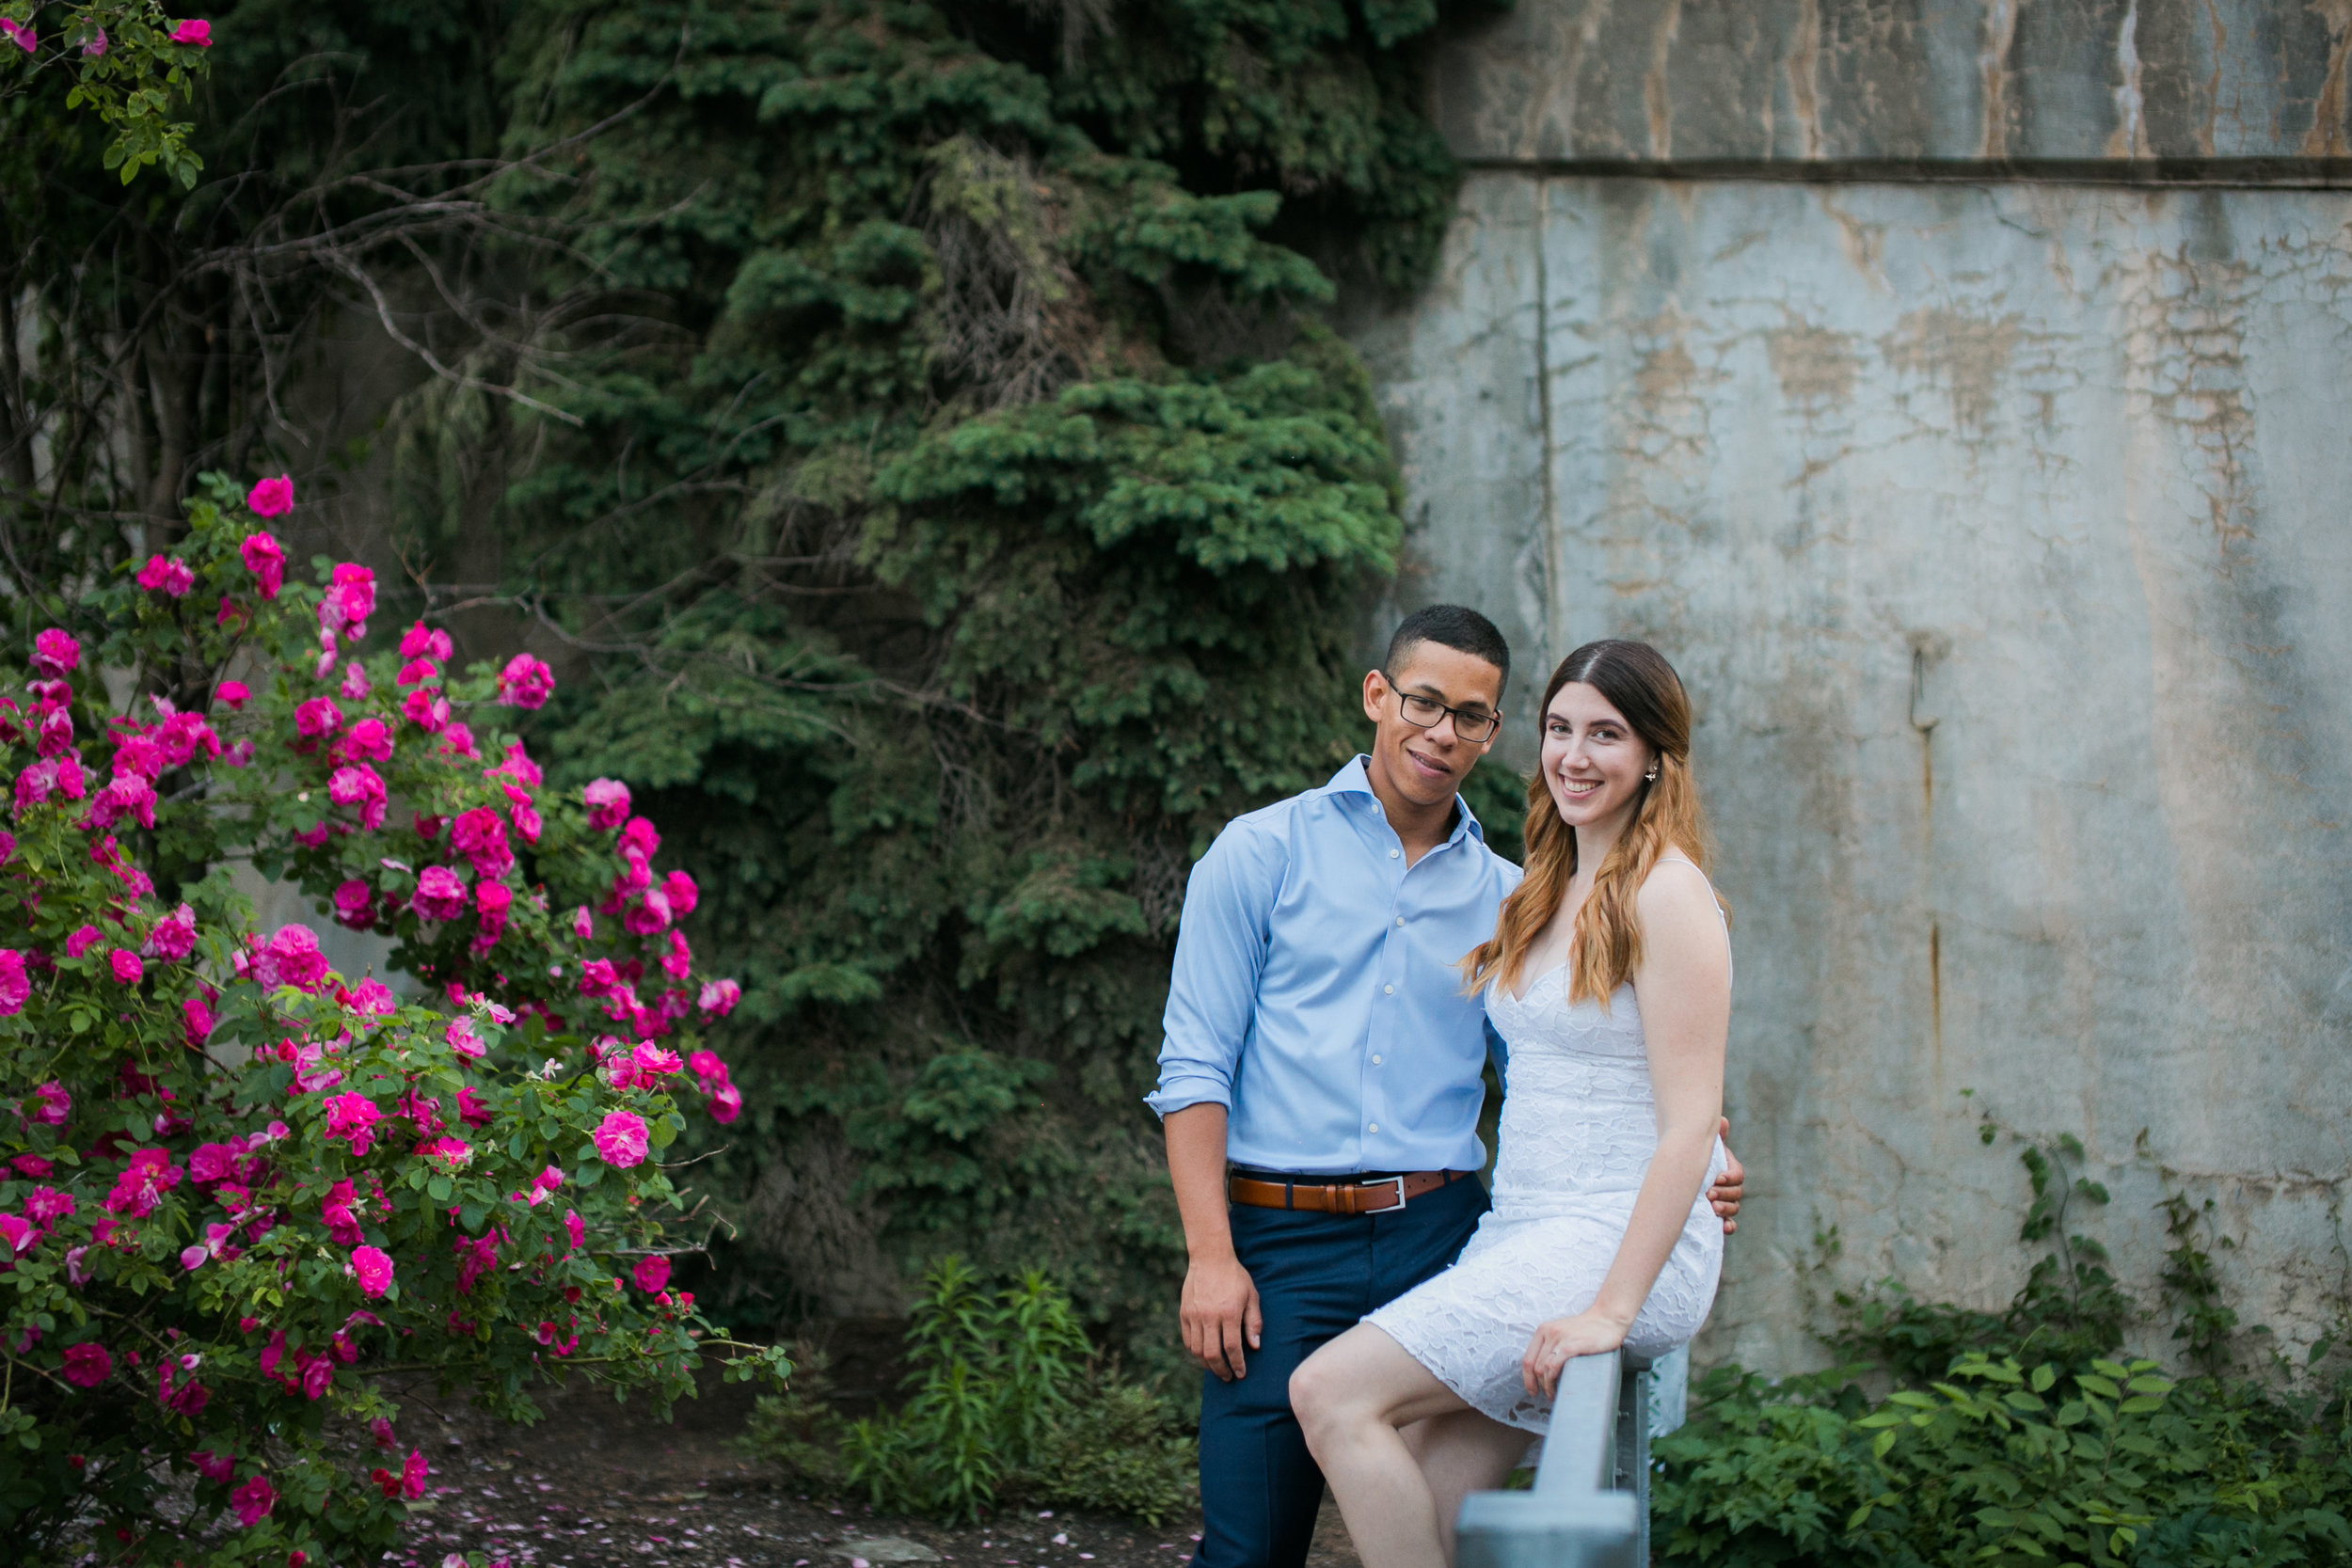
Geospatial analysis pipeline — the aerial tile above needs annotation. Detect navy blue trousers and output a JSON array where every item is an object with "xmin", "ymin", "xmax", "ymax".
[{"xmin": 1196, "ymin": 1176, "xmax": 1490, "ymax": 1568}]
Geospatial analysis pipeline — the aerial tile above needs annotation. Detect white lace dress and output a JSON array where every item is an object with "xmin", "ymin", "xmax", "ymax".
[{"xmin": 1364, "ymin": 927, "xmax": 1726, "ymax": 1433}]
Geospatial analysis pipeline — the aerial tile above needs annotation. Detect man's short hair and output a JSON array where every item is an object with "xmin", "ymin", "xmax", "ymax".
[{"xmin": 1384, "ymin": 604, "xmax": 1510, "ymax": 690}]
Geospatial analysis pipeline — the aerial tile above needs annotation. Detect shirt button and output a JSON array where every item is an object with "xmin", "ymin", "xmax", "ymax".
[
  {"xmin": 1389, "ymin": 848, "xmax": 1400, "ymax": 859},
  {"xmin": 1372, "ymin": 1054, "xmax": 1383, "ymax": 1066},
  {"xmin": 1383, "ymin": 984, "xmax": 1394, "ymax": 995},
  {"xmin": 1369, "ymin": 1123, "xmax": 1380, "ymax": 1133},
  {"xmin": 1394, "ymin": 916, "xmax": 1405, "ymax": 927}
]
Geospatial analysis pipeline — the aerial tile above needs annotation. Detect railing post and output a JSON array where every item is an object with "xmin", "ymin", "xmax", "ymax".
[{"xmin": 1454, "ymin": 1349, "xmax": 1646, "ymax": 1568}]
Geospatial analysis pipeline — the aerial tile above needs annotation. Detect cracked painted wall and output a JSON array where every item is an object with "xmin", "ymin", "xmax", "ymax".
[{"xmin": 1348, "ymin": 174, "xmax": 2352, "ymax": 1370}]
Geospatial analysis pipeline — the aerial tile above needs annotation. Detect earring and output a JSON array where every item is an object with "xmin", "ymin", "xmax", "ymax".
[{"xmin": 1645, "ymin": 768, "xmax": 1658, "ymax": 782}]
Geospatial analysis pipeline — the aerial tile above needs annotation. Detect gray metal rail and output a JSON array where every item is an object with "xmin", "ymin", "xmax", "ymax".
[{"xmin": 1454, "ymin": 1350, "xmax": 1660, "ymax": 1568}]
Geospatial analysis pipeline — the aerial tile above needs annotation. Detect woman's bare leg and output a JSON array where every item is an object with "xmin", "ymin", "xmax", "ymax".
[
  {"xmin": 1404, "ymin": 1411, "xmax": 1534, "ymax": 1564},
  {"xmin": 1290, "ymin": 1324, "xmax": 1478, "ymax": 1568}
]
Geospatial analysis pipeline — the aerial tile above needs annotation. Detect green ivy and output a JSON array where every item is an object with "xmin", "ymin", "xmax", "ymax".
[{"xmin": 391, "ymin": 0, "xmax": 1502, "ymax": 1368}]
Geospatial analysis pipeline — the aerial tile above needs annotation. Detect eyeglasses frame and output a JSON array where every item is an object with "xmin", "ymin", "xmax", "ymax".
[{"xmin": 1380, "ymin": 671, "xmax": 1503, "ymax": 745}]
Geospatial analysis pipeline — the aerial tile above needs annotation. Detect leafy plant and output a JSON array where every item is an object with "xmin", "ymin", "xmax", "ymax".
[
  {"xmin": 748, "ymin": 1259, "xmax": 1196, "ymax": 1525},
  {"xmin": 0, "ymin": 479, "xmax": 787, "ymax": 1562},
  {"xmin": 1655, "ymin": 1124, "xmax": 2352, "ymax": 1568}
]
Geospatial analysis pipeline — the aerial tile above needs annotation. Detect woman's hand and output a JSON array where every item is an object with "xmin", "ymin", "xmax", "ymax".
[{"xmin": 1520, "ymin": 1309, "xmax": 1631, "ymax": 1399}]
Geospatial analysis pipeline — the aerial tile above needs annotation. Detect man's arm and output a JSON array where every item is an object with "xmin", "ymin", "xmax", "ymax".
[
  {"xmin": 1148, "ymin": 824, "xmax": 1282, "ymax": 1379},
  {"xmin": 1166, "ymin": 1104, "xmax": 1261, "ymax": 1380}
]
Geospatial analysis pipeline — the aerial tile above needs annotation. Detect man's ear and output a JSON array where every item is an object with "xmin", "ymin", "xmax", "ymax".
[{"xmin": 1360, "ymin": 669, "xmax": 1390, "ymax": 726}]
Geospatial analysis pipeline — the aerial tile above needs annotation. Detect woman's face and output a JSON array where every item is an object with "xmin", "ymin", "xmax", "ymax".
[{"xmin": 1540, "ymin": 681, "xmax": 1656, "ymax": 833}]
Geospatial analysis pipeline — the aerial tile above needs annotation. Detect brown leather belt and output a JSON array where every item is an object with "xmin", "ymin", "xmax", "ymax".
[{"xmin": 1227, "ymin": 1169, "xmax": 1474, "ymax": 1216}]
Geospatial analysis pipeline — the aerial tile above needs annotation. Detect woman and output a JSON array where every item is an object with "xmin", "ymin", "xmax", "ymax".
[{"xmin": 1288, "ymin": 639, "xmax": 1732, "ymax": 1568}]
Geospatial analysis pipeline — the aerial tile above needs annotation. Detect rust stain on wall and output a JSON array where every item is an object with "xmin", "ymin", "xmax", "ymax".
[
  {"xmin": 1880, "ymin": 307, "xmax": 2025, "ymax": 433},
  {"xmin": 1768, "ymin": 315, "xmax": 1860, "ymax": 409}
]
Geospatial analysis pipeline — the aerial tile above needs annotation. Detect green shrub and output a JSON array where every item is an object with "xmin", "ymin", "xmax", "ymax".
[
  {"xmin": 1028, "ymin": 1374, "xmax": 1198, "ymax": 1526},
  {"xmin": 747, "ymin": 1259, "xmax": 1196, "ymax": 1524},
  {"xmin": 1655, "ymin": 1127, "xmax": 2352, "ymax": 1567}
]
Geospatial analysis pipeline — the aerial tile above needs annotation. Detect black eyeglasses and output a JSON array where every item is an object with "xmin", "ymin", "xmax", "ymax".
[{"xmin": 1385, "ymin": 675, "xmax": 1502, "ymax": 743}]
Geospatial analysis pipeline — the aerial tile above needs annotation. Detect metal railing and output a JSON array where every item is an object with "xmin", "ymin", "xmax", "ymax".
[{"xmin": 1454, "ymin": 1348, "xmax": 1670, "ymax": 1568}]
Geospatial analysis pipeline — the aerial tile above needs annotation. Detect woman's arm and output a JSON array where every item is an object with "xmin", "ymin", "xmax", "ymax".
[{"xmin": 1521, "ymin": 861, "xmax": 1730, "ymax": 1397}]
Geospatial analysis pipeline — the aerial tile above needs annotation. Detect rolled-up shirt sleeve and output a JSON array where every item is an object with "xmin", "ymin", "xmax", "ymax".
[{"xmin": 1146, "ymin": 821, "xmax": 1282, "ymax": 1118}]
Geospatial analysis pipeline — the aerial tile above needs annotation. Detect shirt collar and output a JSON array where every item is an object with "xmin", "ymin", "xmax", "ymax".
[{"xmin": 1322, "ymin": 754, "xmax": 1487, "ymax": 847}]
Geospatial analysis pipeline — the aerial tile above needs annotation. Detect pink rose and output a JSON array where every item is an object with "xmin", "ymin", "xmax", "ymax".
[
  {"xmin": 418, "ymin": 1135, "xmax": 472, "ymax": 1170},
  {"xmin": 399, "ymin": 623, "xmax": 453, "ymax": 661},
  {"xmin": 136, "ymin": 555, "xmax": 195, "ymax": 596},
  {"xmin": 294, "ymin": 695, "xmax": 342, "ymax": 738},
  {"xmin": 143, "ymin": 902, "xmax": 197, "ymax": 962},
  {"xmin": 495, "ymin": 653, "xmax": 555, "ymax": 709},
  {"xmin": 331, "ymin": 879, "xmax": 375, "ymax": 930},
  {"xmin": 323, "ymin": 562, "xmax": 376, "ymax": 636},
  {"xmin": 631, "ymin": 1254, "xmax": 671, "ymax": 1293},
  {"xmin": 230, "ymin": 1473, "xmax": 276, "ymax": 1528},
  {"xmin": 240, "ymin": 531, "xmax": 286, "ymax": 597},
  {"xmin": 664, "ymin": 870, "xmax": 699, "ymax": 918},
  {"xmin": 62, "ymin": 1343, "xmax": 111, "ymax": 1387},
  {"xmin": 191, "ymin": 1449, "xmax": 237, "ymax": 1484},
  {"xmin": 245, "ymin": 473, "xmax": 290, "ymax": 516},
  {"xmin": 345, "ymin": 978, "xmax": 396, "ymax": 1019},
  {"xmin": 352, "ymin": 1244, "xmax": 393, "ymax": 1298},
  {"xmin": 401, "ymin": 686, "xmax": 449, "ymax": 733},
  {"xmin": 183, "ymin": 994, "xmax": 215, "ymax": 1047},
  {"xmin": 662, "ymin": 929, "xmax": 693, "ymax": 979},
  {"xmin": 341, "ymin": 658, "xmax": 372, "ymax": 701},
  {"xmin": 31, "ymin": 628, "xmax": 79, "ymax": 678},
  {"xmin": 215, "ymin": 679, "xmax": 249, "ymax": 709},
  {"xmin": 412, "ymin": 865, "xmax": 469, "ymax": 923},
  {"xmin": 591, "ymin": 1110, "xmax": 649, "ymax": 1169},
  {"xmin": 472, "ymin": 879, "xmax": 513, "ymax": 951},
  {"xmin": 443, "ymin": 1015, "xmax": 485, "ymax": 1059},
  {"xmin": 328, "ymin": 763, "xmax": 388, "ymax": 830},
  {"xmin": 344, "ymin": 716, "xmax": 393, "ymax": 762},
  {"xmin": 322, "ymin": 1178, "xmax": 363, "ymax": 1243},
  {"xmin": 564, "ymin": 1210, "xmax": 585, "ymax": 1252},
  {"xmin": 27, "ymin": 1081, "xmax": 68, "ymax": 1126},
  {"xmin": 103, "ymin": 1148, "xmax": 183, "ymax": 1217},
  {"xmin": 582, "ymin": 778, "xmax": 630, "ymax": 830},
  {"xmin": 1, "ymin": 18, "xmax": 34, "ymax": 51},
  {"xmin": 620, "ymin": 816, "xmax": 660, "ymax": 860},
  {"xmin": 170, "ymin": 18, "xmax": 214, "ymax": 49},
  {"xmin": 108, "ymin": 948, "xmax": 143, "ymax": 984},
  {"xmin": 450, "ymin": 807, "xmax": 513, "ymax": 878},
  {"xmin": 571, "ymin": 906, "xmax": 595, "ymax": 942},
  {"xmin": 0, "ymin": 950, "xmax": 27, "ymax": 1015},
  {"xmin": 66, "ymin": 925, "xmax": 102, "ymax": 959},
  {"xmin": 323, "ymin": 1092, "xmax": 382, "ymax": 1155},
  {"xmin": 254, "ymin": 924, "xmax": 330, "ymax": 991},
  {"xmin": 698, "ymin": 978, "xmax": 741, "ymax": 1017},
  {"xmin": 709, "ymin": 1081, "xmax": 743, "ymax": 1124}
]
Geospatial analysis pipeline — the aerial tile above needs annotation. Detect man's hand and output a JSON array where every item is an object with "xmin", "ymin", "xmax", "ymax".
[
  {"xmin": 1708, "ymin": 1115, "xmax": 1744, "ymax": 1234},
  {"xmin": 1181, "ymin": 1249, "xmax": 1263, "ymax": 1381}
]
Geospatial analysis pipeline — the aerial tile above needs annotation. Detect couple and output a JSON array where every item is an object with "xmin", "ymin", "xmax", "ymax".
[{"xmin": 1149, "ymin": 606, "xmax": 1741, "ymax": 1568}]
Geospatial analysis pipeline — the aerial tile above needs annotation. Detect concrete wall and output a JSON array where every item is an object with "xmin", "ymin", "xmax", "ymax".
[{"xmin": 1354, "ymin": 1, "xmax": 2352, "ymax": 1371}]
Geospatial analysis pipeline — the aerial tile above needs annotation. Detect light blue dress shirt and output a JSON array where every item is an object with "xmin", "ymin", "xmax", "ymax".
[{"xmin": 1147, "ymin": 756, "xmax": 1524, "ymax": 1175}]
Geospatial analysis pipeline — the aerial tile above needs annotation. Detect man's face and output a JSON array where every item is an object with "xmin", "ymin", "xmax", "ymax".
[{"xmin": 1360, "ymin": 641, "xmax": 1505, "ymax": 812}]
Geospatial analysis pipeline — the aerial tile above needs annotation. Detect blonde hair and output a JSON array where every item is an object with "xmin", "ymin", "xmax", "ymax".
[{"xmin": 1464, "ymin": 640, "xmax": 1722, "ymax": 1005}]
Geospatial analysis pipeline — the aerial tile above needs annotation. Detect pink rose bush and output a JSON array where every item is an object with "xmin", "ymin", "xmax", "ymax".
[{"xmin": 0, "ymin": 474, "xmax": 774, "ymax": 1564}]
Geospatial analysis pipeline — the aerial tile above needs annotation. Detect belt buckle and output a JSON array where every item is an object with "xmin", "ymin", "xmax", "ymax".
[{"xmin": 1364, "ymin": 1175, "xmax": 1407, "ymax": 1213}]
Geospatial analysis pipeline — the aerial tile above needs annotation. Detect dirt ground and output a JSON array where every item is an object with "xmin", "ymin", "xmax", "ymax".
[{"xmin": 386, "ymin": 1329, "xmax": 1364, "ymax": 1568}]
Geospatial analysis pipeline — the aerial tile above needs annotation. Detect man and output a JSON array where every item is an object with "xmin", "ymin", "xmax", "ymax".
[{"xmin": 1148, "ymin": 605, "xmax": 1743, "ymax": 1568}]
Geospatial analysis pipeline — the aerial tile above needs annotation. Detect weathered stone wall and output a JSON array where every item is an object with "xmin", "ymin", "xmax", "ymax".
[{"xmin": 1353, "ymin": 1, "xmax": 2352, "ymax": 1371}]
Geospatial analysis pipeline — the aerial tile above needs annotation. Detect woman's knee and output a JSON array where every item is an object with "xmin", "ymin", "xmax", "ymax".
[{"xmin": 1288, "ymin": 1345, "xmax": 1355, "ymax": 1439}]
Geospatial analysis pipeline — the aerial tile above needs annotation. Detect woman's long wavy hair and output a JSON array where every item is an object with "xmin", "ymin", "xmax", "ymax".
[{"xmin": 1464, "ymin": 640, "xmax": 1723, "ymax": 1006}]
